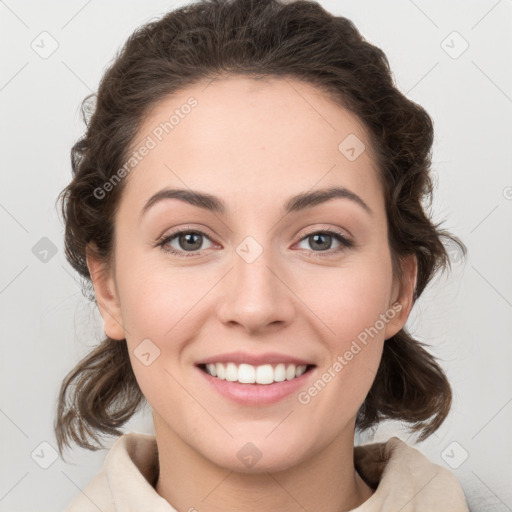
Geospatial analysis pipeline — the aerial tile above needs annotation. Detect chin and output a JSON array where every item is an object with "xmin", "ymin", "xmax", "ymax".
[{"xmin": 204, "ymin": 433, "xmax": 311, "ymax": 474}]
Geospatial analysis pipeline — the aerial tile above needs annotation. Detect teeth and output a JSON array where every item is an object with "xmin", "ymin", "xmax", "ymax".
[
  {"xmin": 203, "ymin": 362, "xmax": 309, "ymax": 384},
  {"xmin": 225, "ymin": 362, "xmax": 238, "ymax": 382}
]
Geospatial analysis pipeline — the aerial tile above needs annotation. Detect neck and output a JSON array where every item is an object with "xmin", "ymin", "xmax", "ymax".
[{"xmin": 153, "ymin": 417, "xmax": 374, "ymax": 512}]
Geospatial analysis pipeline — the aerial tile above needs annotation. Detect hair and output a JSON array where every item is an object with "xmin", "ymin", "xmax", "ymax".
[{"xmin": 54, "ymin": 0, "xmax": 467, "ymax": 458}]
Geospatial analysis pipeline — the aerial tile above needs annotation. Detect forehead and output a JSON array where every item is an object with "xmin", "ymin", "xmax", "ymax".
[{"xmin": 118, "ymin": 76, "xmax": 383, "ymax": 220}]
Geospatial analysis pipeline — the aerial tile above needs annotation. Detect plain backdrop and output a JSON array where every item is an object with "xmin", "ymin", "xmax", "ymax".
[{"xmin": 1, "ymin": 1, "xmax": 511, "ymax": 511}]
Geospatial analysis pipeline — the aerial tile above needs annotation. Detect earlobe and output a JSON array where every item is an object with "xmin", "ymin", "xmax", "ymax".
[
  {"xmin": 86, "ymin": 243, "xmax": 126, "ymax": 341},
  {"xmin": 384, "ymin": 254, "xmax": 418, "ymax": 340}
]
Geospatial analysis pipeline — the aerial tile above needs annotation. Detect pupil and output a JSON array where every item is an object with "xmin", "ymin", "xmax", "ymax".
[
  {"xmin": 181, "ymin": 233, "xmax": 201, "ymax": 250},
  {"xmin": 311, "ymin": 233, "xmax": 331, "ymax": 250}
]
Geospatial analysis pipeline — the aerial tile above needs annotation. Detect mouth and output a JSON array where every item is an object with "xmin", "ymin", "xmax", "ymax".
[
  {"xmin": 194, "ymin": 351, "xmax": 318, "ymax": 405},
  {"xmin": 197, "ymin": 362, "xmax": 316, "ymax": 385},
  {"xmin": 196, "ymin": 361, "xmax": 317, "ymax": 405}
]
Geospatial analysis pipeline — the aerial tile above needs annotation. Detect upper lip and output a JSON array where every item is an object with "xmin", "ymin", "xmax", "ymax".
[{"xmin": 196, "ymin": 351, "xmax": 315, "ymax": 367}]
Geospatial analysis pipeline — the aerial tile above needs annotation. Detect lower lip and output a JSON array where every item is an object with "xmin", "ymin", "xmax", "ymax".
[{"xmin": 196, "ymin": 365, "xmax": 317, "ymax": 405}]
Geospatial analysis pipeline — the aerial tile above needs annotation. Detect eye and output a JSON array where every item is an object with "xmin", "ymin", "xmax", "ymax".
[
  {"xmin": 157, "ymin": 229, "xmax": 215, "ymax": 257},
  {"xmin": 295, "ymin": 230, "xmax": 354, "ymax": 256},
  {"xmin": 157, "ymin": 228, "xmax": 354, "ymax": 258}
]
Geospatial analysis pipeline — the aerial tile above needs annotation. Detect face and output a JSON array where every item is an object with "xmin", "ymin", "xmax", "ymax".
[{"xmin": 88, "ymin": 76, "xmax": 416, "ymax": 472}]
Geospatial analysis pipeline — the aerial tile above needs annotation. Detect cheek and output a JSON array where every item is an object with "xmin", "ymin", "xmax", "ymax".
[
  {"xmin": 295, "ymin": 254, "xmax": 392, "ymax": 403},
  {"xmin": 300, "ymin": 257, "xmax": 394, "ymax": 343},
  {"xmin": 297, "ymin": 268, "xmax": 389, "ymax": 428},
  {"xmin": 114, "ymin": 247, "xmax": 206, "ymax": 339}
]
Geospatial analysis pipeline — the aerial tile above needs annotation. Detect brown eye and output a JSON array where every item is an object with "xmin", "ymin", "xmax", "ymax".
[
  {"xmin": 158, "ymin": 230, "xmax": 214, "ymax": 256},
  {"xmin": 296, "ymin": 230, "xmax": 353, "ymax": 255}
]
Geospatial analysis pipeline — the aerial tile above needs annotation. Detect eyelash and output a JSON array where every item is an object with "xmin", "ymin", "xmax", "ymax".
[{"xmin": 156, "ymin": 228, "xmax": 354, "ymax": 258}]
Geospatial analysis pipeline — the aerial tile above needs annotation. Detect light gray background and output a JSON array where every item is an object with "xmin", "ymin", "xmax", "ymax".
[{"xmin": 1, "ymin": 1, "xmax": 511, "ymax": 511}]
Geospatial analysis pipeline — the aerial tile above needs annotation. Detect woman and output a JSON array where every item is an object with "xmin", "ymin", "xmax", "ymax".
[{"xmin": 54, "ymin": 0, "xmax": 470, "ymax": 510}]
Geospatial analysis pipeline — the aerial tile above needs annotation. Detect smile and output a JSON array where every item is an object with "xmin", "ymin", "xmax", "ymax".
[
  {"xmin": 196, "ymin": 361, "xmax": 317, "ymax": 405},
  {"xmin": 199, "ymin": 362, "xmax": 314, "ymax": 384}
]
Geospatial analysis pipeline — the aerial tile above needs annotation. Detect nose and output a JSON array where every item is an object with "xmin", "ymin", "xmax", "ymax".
[{"xmin": 216, "ymin": 240, "xmax": 296, "ymax": 335}]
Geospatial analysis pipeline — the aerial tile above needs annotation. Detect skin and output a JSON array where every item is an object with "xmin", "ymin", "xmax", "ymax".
[{"xmin": 87, "ymin": 76, "xmax": 417, "ymax": 512}]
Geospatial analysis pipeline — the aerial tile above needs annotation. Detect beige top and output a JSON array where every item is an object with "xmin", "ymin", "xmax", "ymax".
[{"xmin": 66, "ymin": 432, "xmax": 469, "ymax": 511}]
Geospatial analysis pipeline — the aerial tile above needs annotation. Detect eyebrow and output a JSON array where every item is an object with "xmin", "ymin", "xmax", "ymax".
[{"xmin": 140, "ymin": 185, "xmax": 373, "ymax": 220}]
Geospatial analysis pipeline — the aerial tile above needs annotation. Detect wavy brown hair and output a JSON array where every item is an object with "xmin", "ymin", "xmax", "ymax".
[{"xmin": 54, "ymin": 0, "xmax": 467, "ymax": 458}]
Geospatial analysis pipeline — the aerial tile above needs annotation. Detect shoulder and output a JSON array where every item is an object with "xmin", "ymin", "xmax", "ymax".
[
  {"xmin": 354, "ymin": 436, "xmax": 469, "ymax": 512},
  {"xmin": 65, "ymin": 432, "xmax": 164, "ymax": 512}
]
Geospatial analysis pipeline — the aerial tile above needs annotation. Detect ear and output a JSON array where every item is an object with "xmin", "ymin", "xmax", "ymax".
[
  {"xmin": 86, "ymin": 243, "xmax": 126, "ymax": 340},
  {"xmin": 383, "ymin": 254, "xmax": 417, "ymax": 340}
]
